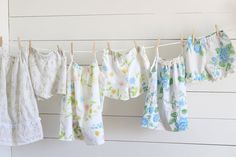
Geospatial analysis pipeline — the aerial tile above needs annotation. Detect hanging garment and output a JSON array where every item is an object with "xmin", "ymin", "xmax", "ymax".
[
  {"xmin": 0, "ymin": 47, "xmax": 43, "ymax": 146},
  {"xmin": 28, "ymin": 47, "xmax": 67, "ymax": 100},
  {"xmin": 101, "ymin": 47, "xmax": 150, "ymax": 100},
  {"xmin": 185, "ymin": 30, "xmax": 235, "ymax": 82},
  {"xmin": 142, "ymin": 48, "xmax": 188, "ymax": 131},
  {"xmin": 59, "ymin": 53, "xmax": 105, "ymax": 145}
]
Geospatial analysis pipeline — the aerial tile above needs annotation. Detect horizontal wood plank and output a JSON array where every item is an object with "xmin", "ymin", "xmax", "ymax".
[
  {"xmin": 40, "ymin": 115, "xmax": 236, "ymax": 145},
  {"xmin": 0, "ymin": 146, "xmax": 11, "ymax": 157},
  {"xmin": 9, "ymin": 14, "xmax": 236, "ymax": 40},
  {"xmin": 12, "ymin": 139, "xmax": 236, "ymax": 157},
  {"xmin": 38, "ymin": 92, "xmax": 236, "ymax": 118},
  {"xmin": 9, "ymin": 0, "xmax": 236, "ymax": 16}
]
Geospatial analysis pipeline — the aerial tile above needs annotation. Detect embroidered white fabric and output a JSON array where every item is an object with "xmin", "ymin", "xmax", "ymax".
[
  {"xmin": 0, "ymin": 47, "xmax": 43, "ymax": 146},
  {"xmin": 28, "ymin": 47, "xmax": 67, "ymax": 100}
]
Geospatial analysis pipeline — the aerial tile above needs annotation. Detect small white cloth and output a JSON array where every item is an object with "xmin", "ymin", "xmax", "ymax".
[
  {"xmin": 101, "ymin": 47, "xmax": 150, "ymax": 100},
  {"xmin": 185, "ymin": 30, "xmax": 236, "ymax": 82},
  {"xmin": 28, "ymin": 47, "xmax": 67, "ymax": 100}
]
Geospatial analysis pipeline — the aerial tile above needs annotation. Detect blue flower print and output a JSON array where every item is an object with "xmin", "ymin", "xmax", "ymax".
[
  {"xmin": 194, "ymin": 74, "xmax": 204, "ymax": 81},
  {"xmin": 211, "ymin": 57, "xmax": 218, "ymax": 65},
  {"xmin": 194, "ymin": 44, "xmax": 202, "ymax": 54},
  {"xmin": 219, "ymin": 47, "xmax": 230, "ymax": 62},
  {"xmin": 142, "ymin": 117, "xmax": 148, "ymax": 126},
  {"xmin": 161, "ymin": 77, "xmax": 169, "ymax": 89},
  {"xmin": 129, "ymin": 77, "xmax": 136, "ymax": 85},
  {"xmin": 187, "ymin": 37, "xmax": 192, "ymax": 47},
  {"xmin": 177, "ymin": 98, "xmax": 186, "ymax": 107},
  {"xmin": 148, "ymin": 106, "xmax": 154, "ymax": 114},
  {"xmin": 212, "ymin": 69, "xmax": 220, "ymax": 78},
  {"xmin": 176, "ymin": 117, "xmax": 188, "ymax": 131},
  {"xmin": 73, "ymin": 63, "xmax": 81, "ymax": 70},
  {"xmin": 102, "ymin": 65, "xmax": 108, "ymax": 72},
  {"xmin": 142, "ymin": 82, "xmax": 148, "ymax": 92},
  {"xmin": 68, "ymin": 84, "xmax": 75, "ymax": 91},
  {"xmin": 153, "ymin": 114, "xmax": 160, "ymax": 122},
  {"xmin": 161, "ymin": 66, "xmax": 169, "ymax": 73}
]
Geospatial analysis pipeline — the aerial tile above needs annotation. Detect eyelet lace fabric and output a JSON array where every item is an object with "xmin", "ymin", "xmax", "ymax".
[{"xmin": 0, "ymin": 48, "xmax": 43, "ymax": 146}]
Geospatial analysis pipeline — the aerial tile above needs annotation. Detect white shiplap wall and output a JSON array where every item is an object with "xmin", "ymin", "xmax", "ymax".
[
  {"xmin": 3, "ymin": 0, "xmax": 236, "ymax": 157},
  {"xmin": 0, "ymin": 0, "xmax": 9, "ymax": 45},
  {"xmin": 0, "ymin": 0, "xmax": 11, "ymax": 156}
]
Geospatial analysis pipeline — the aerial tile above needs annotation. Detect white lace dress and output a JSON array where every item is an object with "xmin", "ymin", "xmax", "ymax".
[{"xmin": 0, "ymin": 47, "xmax": 43, "ymax": 146}]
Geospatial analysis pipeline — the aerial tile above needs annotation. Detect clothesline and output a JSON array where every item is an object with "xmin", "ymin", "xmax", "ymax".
[{"xmin": 8, "ymin": 24, "xmax": 236, "ymax": 53}]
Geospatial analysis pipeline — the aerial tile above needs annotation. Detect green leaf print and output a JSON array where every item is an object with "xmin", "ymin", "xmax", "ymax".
[
  {"xmin": 219, "ymin": 61, "xmax": 226, "ymax": 67},
  {"xmin": 160, "ymin": 87, "xmax": 163, "ymax": 94},
  {"xmin": 169, "ymin": 78, "xmax": 173, "ymax": 85},
  {"xmin": 169, "ymin": 118, "xmax": 176, "ymax": 125},
  {"xmin": 178, "ymin": 76, "xmax": 185, "ymax": 82},
  {"xmin": 155, "ymin": 107, "xmax": 158, "ymax": 113},
  {"xmin": 171, "ymin": 112, "xmax": 178, "ymax": 118},
  {"xmin": 59, "ymin": 131, "xmax": 65, "ymax": 139},
  {"xmin": 228, "ymin": 43, "xmax": 235, "ymax": 54},
  {"xmin": 181, "ymin": 109, "xmax": 188, "ymax": 114},
  {"xmin": 130, "ymin": 87, "xmax": 138, "ymax": 96},
  {"xmin": 73, "ymin": 115, "xmax": 81, "ymax": 121},
  {"xmin": 226, "ymin": 63, "xmax": 231, "ymax": 71}
]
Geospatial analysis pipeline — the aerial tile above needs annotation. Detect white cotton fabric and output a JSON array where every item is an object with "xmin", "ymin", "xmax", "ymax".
[
  {"xmin": 0, "ymin": 47, "xmax": 43, "ymax": 146},
  {"xmin": 59, "ymin": 54, "xmax": 105, "ymax": 145},
  {"xmin": 184, "ymin": 30, "xmax": 236, "ymax": 82},
  {"xmin": 28, "ymin": 47, "xmax": 67, "ymax": 100},
  {"xmin": 142, "ymin": 48, "xmax": 188, "ymax": 132},
  {"xmin": 101, "ymin": 47, "xmax": 150, "ymax": 100}
]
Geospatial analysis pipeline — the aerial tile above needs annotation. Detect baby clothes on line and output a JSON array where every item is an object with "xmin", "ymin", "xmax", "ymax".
[
  {"xmin": 28, "ymin": 47, "xmax": 67, "ymax": 100},
  {"xmin": 0, "ymin": 47, "xmax": 43, "ymax": 146},
  {"xmin": 185, "ymin": 30, "xmax": 235, "ymax": 82},
  {"xmin": 142, "ymin": 48, "xmax": 188, "ymax": 131},
  {"xmin": 59, "ymin": 53, "xmax": 105, "ymax": 145},
  {"xmin": 101, "ymin": 47, "xmax": 150, "ymax": 100}
]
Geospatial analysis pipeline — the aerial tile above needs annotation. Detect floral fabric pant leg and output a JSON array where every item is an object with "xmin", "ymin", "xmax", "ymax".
[
  {"xmin": 59, "ymin": 60, "xmax": 105, "ymax": 145},
  {"xmin": 142, "ymin": 56, "xmax": 188, "ymax": 132}
]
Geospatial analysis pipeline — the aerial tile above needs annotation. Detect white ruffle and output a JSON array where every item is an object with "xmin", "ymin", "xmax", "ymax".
[{"xmin": 0, "ymin": 118, "xmax": 43, "ymax": 146}]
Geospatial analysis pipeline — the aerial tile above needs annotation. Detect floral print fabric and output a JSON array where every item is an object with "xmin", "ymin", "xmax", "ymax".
[
  {"xmin": 142, "ymin": 50, "xmax": 188, "ymax": 132},
  {"xmin": 0, "ymin": 47, "xmax": 43, "ymax": 146},
  {"xmin": 59, "ymin": 57, "xmax": 105, "ymax": 145},
  {"xmin": 101, "ymin": 47, "xmax": 150, "ymax": 100},
  {"xmin": 185, "ymin": 30, "xmax": 235, "ymax": 82},
  {"xmin": 29, "ymin": 47, "xmax": 67, "ymax": 100}
]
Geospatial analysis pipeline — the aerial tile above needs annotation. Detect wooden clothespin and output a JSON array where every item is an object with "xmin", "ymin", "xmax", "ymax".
[
  {"xmin": 192, "ymin": 29, "xmax": 195, "ymax": 43},
  {"xmin": 17, "ymin": 37, "xmax": 22, "ymax": 49},
  {"xmin": 92, "ymin": 41, "xmax": 96, "ymax": 55},
  {"xmin": 180, "ymin": 34, "xmax": 185, "ymax": 53},
  {"xmin": 29, "ymin": 40, "xmax": 32, "ymax": 52},
  {"xmin": 134, "ymin": 40, "xmax": 139, "ymax": 51},
  {"xmin": 215, "ymin": 24, "xmax": 219, "ymax": 37},
  {"xmin": 92, "ymin": 41, "xmax": 97, "ymax": 60},
  {"xmin": 156, "ymin": 39, "xmax": 160, "ymax": 48},
  {"xmin": 70, "ymin": 42, "xmax": 74, "ymax": 56},
  {"xmin": 57, "ymin": 45, "xmax": 60, "ymax": 51},
  {"xmin": 107, "ymin": 42, "xmax": 112, "ymax": 53},
  {"xmin": 0, "ymin": 36, "xmax": 3, "ymax": 47},
  {"xmin": 57, "ymin": 45, "xmax": 62, "ymax": 55}
]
